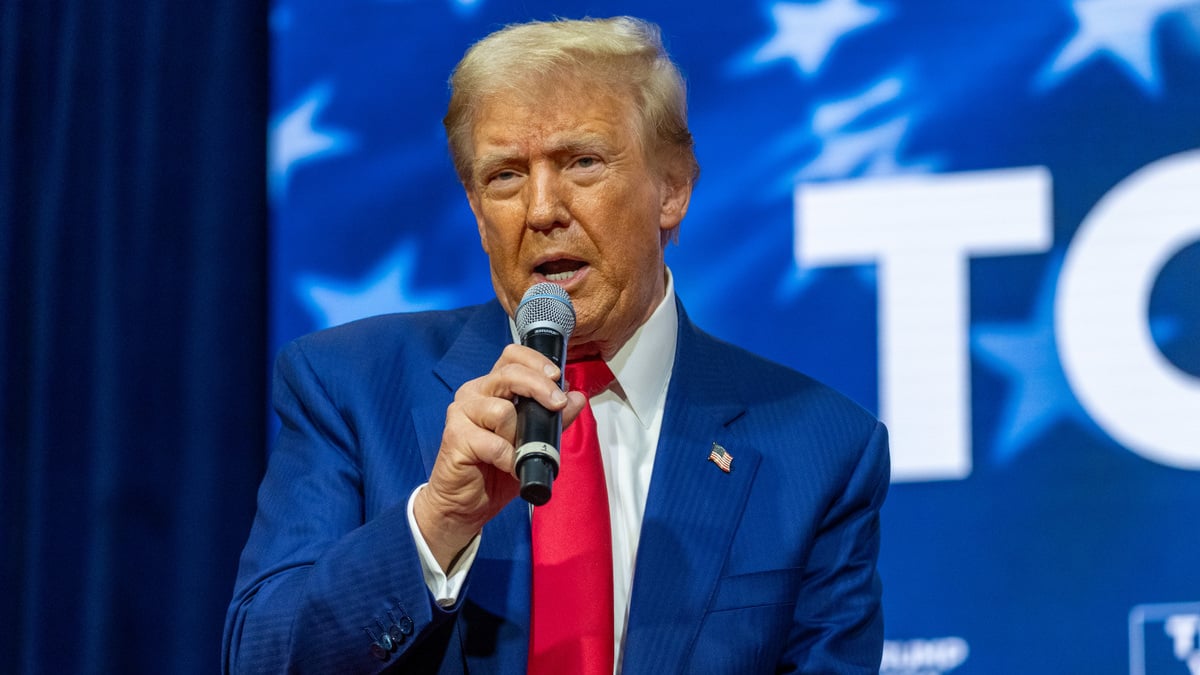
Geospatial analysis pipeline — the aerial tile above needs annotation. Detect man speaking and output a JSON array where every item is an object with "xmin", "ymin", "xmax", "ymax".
[{"xmin": 224, "ymin": 16, "xmax": 890, "ymax": 674}]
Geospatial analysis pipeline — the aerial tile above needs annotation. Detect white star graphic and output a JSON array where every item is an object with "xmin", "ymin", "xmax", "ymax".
[
  {"xmin": 753, "ymin": 0, "xmax": 884, "ymax": 76},
  {"xmin": 269, "ymin": 83, "xmax": 356, "ymax": 200},
  {"xmin": 1039, "ymin": 0, "xmax": 1197, "ymax": 94},
  {"xmin": 801, "ymin": 117, "xmax": 908, "ymax": 179},
  {"xmin": 299, "ymin": 241, "xmax": 455, "ymax": 329},
  {"xmin": 798, "ymin": 76, "xmax": 938, "ymax": 181}
]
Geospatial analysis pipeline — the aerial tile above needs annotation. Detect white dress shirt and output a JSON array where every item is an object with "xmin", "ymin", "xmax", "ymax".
[{"xmin": 407, "ymin": 270, "xmax": 679, "ymax": 669}]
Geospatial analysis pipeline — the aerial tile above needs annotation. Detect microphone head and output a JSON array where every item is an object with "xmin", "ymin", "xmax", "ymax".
[{"xmin": 515, "ymin": 282, "xmax": 575, "ymax": 340}]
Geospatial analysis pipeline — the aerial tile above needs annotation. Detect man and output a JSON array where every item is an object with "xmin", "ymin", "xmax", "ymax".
[{"xmin": 224, "ymin": 16, "xmax": 889, "ymax": 674}]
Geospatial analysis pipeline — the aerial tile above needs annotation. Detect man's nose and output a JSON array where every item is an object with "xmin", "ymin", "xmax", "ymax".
[{"xmin": 525, "ymin": 166, "xmax": 568, "ymax": 231}]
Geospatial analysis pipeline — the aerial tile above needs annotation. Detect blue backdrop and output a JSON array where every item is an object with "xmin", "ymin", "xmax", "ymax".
[{"xmin": 269, "ymin": 1, "xmax": 1200, "ymax": 673}]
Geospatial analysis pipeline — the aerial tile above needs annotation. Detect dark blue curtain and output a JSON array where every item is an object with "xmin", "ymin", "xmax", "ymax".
[{"xmin": 1, "ymin": 2, "xmax": 268, "ymax": 673}]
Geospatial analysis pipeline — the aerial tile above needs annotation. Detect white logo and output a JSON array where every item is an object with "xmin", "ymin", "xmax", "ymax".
[
  {"xmin": 1131, "ymin": 602, "xmax": 1200, "ymax": 675},
  {"xmin": 797, "ymin": 150, "xmax": 1200, "ymax": 481},
  {"xmin": 881, "ymin": 637, "xmax": 969, "ymax": 675}
]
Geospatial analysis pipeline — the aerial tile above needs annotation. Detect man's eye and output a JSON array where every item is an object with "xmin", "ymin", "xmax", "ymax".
[
  {"xmin": 490, "ymin": 170, "xmax": 518, "ymax": 183},
  {"xmin": 574, "ymin": 157, "xmax": 598, "ymax": 169}
]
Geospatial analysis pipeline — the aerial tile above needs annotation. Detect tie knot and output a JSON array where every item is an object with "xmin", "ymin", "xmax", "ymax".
[{"xmin": 566, "ymin": 358, "xmax": 615, "ymax": 399}]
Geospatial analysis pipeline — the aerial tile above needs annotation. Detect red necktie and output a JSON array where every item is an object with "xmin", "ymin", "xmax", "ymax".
[{"xmin": 529, "ymin": 357, "xmax": 615, "ymax": 675}]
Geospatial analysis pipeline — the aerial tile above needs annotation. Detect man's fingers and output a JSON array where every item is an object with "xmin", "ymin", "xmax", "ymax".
[
  {"xmin": 447, "ymin": 395, "xmax": 515, "ymax": 436},
  {"xmin": 495, "ymin": 342, "xmax": 560, "ymax": 373},
  {"xmin": 444, "ymin": 392, "xmax": 522, "ymax": 474},
  {"xmin": 443, "ymin": 420, "xmax": 517, "ymax": 475},
  {"xmin": 456, "ymin": 344, "xmax": 566, "ymax": 411}
]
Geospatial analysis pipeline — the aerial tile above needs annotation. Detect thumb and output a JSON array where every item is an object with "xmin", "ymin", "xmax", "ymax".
[{"xmin": 560, "ymin": 390, "xmax": 589, "ymax": 429}]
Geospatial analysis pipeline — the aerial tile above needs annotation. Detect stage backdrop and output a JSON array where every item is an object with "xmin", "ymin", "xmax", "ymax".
[{"xmin": 269, "ymin": 1, "xmax": 1200, "ymax": 673}]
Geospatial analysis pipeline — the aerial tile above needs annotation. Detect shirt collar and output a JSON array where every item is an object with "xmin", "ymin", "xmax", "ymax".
[
  {"xmin": 603, "ymin": 269, "xmax": 677, "ymax": 429},
  {"xmin": 506, "ymin": 269, "xmax": 678, "ymax": 429}
]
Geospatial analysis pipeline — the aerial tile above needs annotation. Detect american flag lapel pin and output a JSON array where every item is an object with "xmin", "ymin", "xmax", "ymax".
[{"xmin": 708, "ymin": 443, "xmax": 733, "ymax": 473}]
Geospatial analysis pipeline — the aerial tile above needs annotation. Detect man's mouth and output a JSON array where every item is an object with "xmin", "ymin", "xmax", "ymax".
[{"xmin": 536, "ymin": 258, "xmax": 587, "ymax": 282}]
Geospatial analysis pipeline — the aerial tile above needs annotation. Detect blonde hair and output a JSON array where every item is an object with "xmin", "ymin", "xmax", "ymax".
[{"xmin": 443, "ymin": 16, "xmax": 699, "ymax": 187}]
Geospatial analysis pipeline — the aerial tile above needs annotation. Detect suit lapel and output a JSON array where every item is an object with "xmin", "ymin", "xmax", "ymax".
[{"xmin": 622, "ymin": 306, "xmax": 762, "ymax": 671}]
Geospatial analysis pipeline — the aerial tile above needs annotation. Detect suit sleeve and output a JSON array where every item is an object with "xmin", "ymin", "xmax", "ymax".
[
  {"xmin": 222, "ymin": 340, "xmax": 462, "ymax": 674},
  {"xmin": 784, "ymin": 420, "xmax": 890, "ymax": 674}
]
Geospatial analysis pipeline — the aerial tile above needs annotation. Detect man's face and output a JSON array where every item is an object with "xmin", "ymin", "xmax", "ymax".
[{"xmin": 465, "ymin": 78, "xmax": 691, "ymax": 357}]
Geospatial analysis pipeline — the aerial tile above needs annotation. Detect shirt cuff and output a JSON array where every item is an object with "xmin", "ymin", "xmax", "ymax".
[{"xmin": 407, "ymin": 483, "xmax": 480, "ymax": 608}]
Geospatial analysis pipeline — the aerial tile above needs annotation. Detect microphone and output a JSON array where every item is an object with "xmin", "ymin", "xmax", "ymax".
[{"xmin": 514, "ymin": 282, "xmax": 576, "ymax": 506}]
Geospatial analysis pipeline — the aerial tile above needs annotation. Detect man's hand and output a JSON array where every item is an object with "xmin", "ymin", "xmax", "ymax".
[{"xmin": 414, "ymin": 343, "xmax": 588, "ymax": 572}]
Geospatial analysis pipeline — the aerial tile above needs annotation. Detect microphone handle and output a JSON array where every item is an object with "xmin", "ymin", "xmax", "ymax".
[{"xmin": 515, "ymin": 329, "xmax": 566, "ymax": 506}]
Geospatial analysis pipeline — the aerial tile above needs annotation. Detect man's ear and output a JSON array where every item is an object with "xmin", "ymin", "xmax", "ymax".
[{"xmin": 659, "ymin": 175, "xmax": 693, "ymax": 235}]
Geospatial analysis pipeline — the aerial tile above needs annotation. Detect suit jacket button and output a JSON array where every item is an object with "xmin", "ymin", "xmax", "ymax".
[
  {"xmin": 378, "ymin": 633, "xmax": 394, "ymax": 652},
  {"xmin": 388, "ymin": 624, "xmax": 405, "ymax": 644},
  {"xmin": 398, "ymin": 616, "xmax": 414, "ymax": 636},
  {"xmin": 369, "ymin": 642, "xmax": 389, "ymax": 662}
]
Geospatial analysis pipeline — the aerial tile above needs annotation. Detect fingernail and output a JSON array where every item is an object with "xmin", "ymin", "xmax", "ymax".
[
  {"xmin": 551, "ymin": 389, "xmax": 567, "ymax": 405},
  {"xmin": 544, "ymin": 364, "xmax": 560, "ymax": 378}
]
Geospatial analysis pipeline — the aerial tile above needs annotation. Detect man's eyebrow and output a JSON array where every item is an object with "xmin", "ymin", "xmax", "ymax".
[
  {"xmin": 546, "ymin": 134, "xmax": 611, "ymax": 156},
  {"xmin": 473, "ymin": 150, "xmax": 520, "ymax": 179}
]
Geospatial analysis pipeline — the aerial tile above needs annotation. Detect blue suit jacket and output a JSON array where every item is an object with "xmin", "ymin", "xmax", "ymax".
[{"xmin": 223, "ymin": 299, "xmax": 889, "ymax": 674}]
